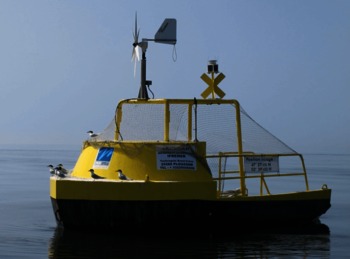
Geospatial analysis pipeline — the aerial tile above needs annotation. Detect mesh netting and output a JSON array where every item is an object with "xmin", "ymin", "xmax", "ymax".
[{"xmin": 87, "ymin": 100, "xmax": 296, "ymax": 177}]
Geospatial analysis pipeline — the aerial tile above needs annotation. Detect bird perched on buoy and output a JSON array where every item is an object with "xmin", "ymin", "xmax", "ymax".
[
  {"xmin": 89, "ymin": 169, "xmax": 105, "ymax": 179},
  {"xmin": 87, "ymin": 131, "xmax": 100, "ymax": 138},
  {"xmin": 54, "ymin": 166, "xmax": 67, "ymax": 178},
  {"xmin": 48, "ymin": 165, "xmax": 55, "ymax": 175},
  {"xmin": 57, "ymin": 164, "xmax": 68, "ymax": 174},
  {"xmin": 117, "ymin": 169, "xmax": 133, "ymax": 180}
]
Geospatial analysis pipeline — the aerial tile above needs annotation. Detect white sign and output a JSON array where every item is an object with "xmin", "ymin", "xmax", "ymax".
[
  {"xmin": 93, "ymin": 147, "xmax": 114, "ymax": 169},
  {"xmin": 244, "ymin": 156, "xmax": 279, "ymax": 173},
  {"xmin": 156, "ymin": 145, "xmax": 197, "ymax": 170}
]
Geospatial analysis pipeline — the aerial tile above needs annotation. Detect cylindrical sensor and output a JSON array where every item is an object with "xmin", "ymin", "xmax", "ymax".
[{"xmin": 207, "ymin": 60, "xmax": 219, "ymax": 73}]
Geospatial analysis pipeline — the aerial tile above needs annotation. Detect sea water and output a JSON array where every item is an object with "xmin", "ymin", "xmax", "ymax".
[{"xmin": 0, "ymin": 147, "xmax": 349, "ymax": 258}]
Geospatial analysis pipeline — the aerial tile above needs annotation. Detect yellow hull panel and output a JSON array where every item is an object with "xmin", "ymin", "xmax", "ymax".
[
  {"xmin": 50, "ymin": 177, "xmax": 217, "ymax": 201},
  {"xmin": 72, "ymin": 141, "xmax": 212, "ymax": 182},
  {"xmin": 51, "ymin": 176, "xmax": 330, "ymax": 202}
]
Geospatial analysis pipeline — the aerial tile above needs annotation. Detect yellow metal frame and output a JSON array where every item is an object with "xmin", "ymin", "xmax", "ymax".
[
  {"xmin": 217, "ymin": 151, "xmax": 254, "ymax": 194},
  {"xmin": 114, "ymin": 99, "xmax": 311, "ymax": 198},
  {"xmin": 113, "ymin": 98, "xmax": 247, "ymax": 196},
  {"xmin": 209, "ymin": 153, "xmax": 310, "ymax": 196},
  {"xmin": 115, "ymin": 99, "xmax": 244, "ymax": 142}
]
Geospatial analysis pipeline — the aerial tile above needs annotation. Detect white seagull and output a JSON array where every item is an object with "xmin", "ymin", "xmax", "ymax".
[
  {"xmin": 87, "ymin": 131, "xmax": 100, "ymax": 138},
  {"xmin": 54, "ymin": 166, "xmax": 66, "ymax": 178},
  {"xmin": 89, "ymin": 169, "xmax": 105, "ymax": 179},
  {"xmin": 48, "ymin": 165, "xmax": 55, "ymax": 175},
  {"xmin": 57, "ymin": 164, "xmax": 68, "ymax": 174},
  {"xmin": 117, "ymin": 169, "xmax": 133, "ymax": 181}
]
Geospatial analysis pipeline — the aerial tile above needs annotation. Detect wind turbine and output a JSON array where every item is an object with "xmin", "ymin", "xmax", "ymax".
[{"xmin": 130, "ymin": 13, "xmax": 177, "ymax": 99}]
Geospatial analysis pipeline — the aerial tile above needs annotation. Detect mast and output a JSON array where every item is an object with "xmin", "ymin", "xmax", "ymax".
[{"xmin": 138, "ymin": 50, "xmax": 149, "ymax": 99}]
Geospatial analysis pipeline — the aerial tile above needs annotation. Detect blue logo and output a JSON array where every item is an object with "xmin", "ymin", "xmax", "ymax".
[{"xmin": 96, "ymin": 147, "xmax": 114, "ymax": 162}]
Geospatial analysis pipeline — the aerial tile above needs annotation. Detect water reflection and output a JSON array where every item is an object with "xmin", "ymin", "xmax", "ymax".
[{"xmin": 48, "ymin": 222, "xmax": 330, "ymax": 258}]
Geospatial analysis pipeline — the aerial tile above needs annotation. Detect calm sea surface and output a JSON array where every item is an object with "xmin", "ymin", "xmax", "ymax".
[{"xmin": 0, "ymin": 147, "xmax": 349, "ymax": 258}]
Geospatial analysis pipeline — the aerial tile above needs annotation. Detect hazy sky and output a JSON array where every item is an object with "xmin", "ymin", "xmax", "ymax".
[{"xmin": 0, "ymin": 0, "xmax": 349, "ymax": 153}]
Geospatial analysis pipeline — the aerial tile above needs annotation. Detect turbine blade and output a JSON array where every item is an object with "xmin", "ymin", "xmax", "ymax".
[
  {"xmin": 131, "ymin": 47, "xmax": 135, "ymax": 61},
  {"xmin": 136, "ymin": 26, "xmax": 140, "ymax": 42},
  {"xmin": 135, "ymin": 12, "xmax": 137, "ymax": 41},
  {"xmin": 135, "ymin": 46, "xmax": 140, "ymax": 61},
  {"xmin": 134, "ymin": 57, "xmax": 137, "ymax": 77}
]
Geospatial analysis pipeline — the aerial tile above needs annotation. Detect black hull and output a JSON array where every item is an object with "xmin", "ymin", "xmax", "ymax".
[{"xmin": 51, "ymin": 197, "xmax": 331, "ymax": 231}]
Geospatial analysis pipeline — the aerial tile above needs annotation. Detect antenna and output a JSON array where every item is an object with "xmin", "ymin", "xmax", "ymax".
[{"xmin": 130, "ymin": 13, "xmax": 177, "ymax": 99}]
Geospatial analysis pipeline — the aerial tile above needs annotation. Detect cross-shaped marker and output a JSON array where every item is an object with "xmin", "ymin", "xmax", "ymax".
[{"xmin": 200, "ymin": 72, "xmax": 226, "ymax": 99}]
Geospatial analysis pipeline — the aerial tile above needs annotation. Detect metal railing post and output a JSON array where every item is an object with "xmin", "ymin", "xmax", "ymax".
[
  {"xmin": 233, "ymin": 100, "xmax": 246, "ymax": 196},
  {"xmin": 218, "ymin": 154, "xmax": 222, "ymax": 194},
  {"xmin": 299, "ymin": 154, "xmax": 310, "ymax": 191},
  {"xmin": 114, "ymin": 104, "xmax": 123, "ymax": 141},
  {"xmin": 187, "ymin": 104, "xmax": 192, "ymax": 141},
  {"xmin": 164, "ymin": 100, "xmax": 170, "ymax": 141}
]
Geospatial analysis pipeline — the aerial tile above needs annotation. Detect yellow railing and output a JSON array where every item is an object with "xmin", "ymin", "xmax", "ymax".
[
  {"xmin": 115, "ymin": 98, "xmax": 247, "ymax": 194},
  {"xmin": 207, "ymin": 153, "xmax": 310, "ymax": 197},
  {"xmin": 217, "ymin": 151, "xmax": 255, "ymax": 193},
  {"xmin": 115, "ymin": 98, "xmax": 243, "ymax": 142}
]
